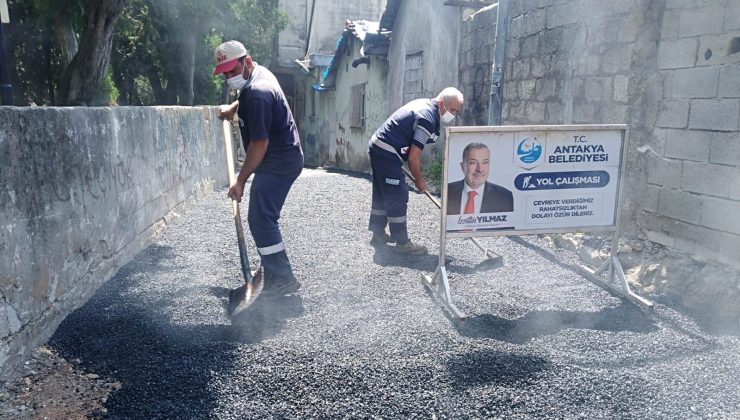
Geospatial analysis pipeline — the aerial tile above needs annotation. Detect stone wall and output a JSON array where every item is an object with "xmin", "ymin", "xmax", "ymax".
[
  {"xmin": 0, "ymin": 106, "xmax": 227, "ymax": 382},
  {"xmin": 459, "ymin": 5, "xmax": 498, "ymax": 126},
  {"xmin": 502, "ymin": 0, "xmax": 665, "ymax": 248},
  {"xmin": 643, "ymin": 0, "xmax": 740, "ymax": 268},
  {"xmin": 503, "ymin": 0, "xmax": 660, "ymax": 125},
  {"xmin": 500, "ymin": 0, "xmax": 740, "ymax": 270}
]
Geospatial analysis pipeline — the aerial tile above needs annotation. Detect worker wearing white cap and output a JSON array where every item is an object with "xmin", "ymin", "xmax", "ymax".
[{"xmin": 214, "ymin": 40, "xmax": 304, "ymax": 296}]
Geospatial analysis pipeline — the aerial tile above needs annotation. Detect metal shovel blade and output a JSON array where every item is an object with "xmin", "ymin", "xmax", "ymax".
[{"xmin": 227, "ymin": 268, "xmax": 261, "ymax": 317}]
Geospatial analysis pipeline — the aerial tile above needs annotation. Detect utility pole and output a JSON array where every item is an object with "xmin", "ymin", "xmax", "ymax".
[
  {"xmin": 488, "ymin": 0, "xmax": 508, "ymax": 125},
  {"xmin": 0, "ymin": 0, "xmax": 13, "ymax": 105}
]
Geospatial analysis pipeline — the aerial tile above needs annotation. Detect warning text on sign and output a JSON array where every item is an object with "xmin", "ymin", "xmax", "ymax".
[{"xmin": 525, "ymin": 194, "xmax": 604, "ymax": 225}]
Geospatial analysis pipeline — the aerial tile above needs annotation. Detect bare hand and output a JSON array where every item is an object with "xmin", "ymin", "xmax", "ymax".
[
  {"xmin": 414, "ymin": 178, "xmax": 427, "ymax": 193},
  {"xmin": 217, "ymin": 105, "xmax": 236, "ymax": 121},
  {"xmin": 227, "ymin": 182, "xmax": 244, "ymax": 203}
]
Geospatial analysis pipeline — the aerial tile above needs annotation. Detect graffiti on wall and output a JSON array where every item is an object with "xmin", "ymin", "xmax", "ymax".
[{"xmin": 51, "ymin": 156, "xmax": 135, "ymax": 203}]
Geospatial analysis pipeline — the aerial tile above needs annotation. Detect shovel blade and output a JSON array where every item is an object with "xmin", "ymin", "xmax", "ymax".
[{"xmin": 227, "ymin": 269, "xmax": 261, "ymax": 317}]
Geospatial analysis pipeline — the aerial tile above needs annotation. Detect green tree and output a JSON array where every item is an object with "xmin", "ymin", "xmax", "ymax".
[
  {"xmin": 6, "ymin": 0, "xmax": 83, "ymax": 105},
  {"xmin": 6, "ymin": 0, "xmax": 124, "ymax": 105},
  {"xmin": 113, "ymin": 0, "xmax": 287, "ymax": 106},
  {"xmin": 56, "ymin": 0, "xmax": 129, "ymax": 105},
  {"xmin": 33, "ymin": 0, "xmax": 84, "ymax": 67},
  {"xmin": 6, "ymin": 0, "xmax": 286, "ymax": 106}
]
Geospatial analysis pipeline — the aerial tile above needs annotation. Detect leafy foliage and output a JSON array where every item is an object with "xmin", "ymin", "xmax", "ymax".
[
  {"xmin": 112, "ymin": 0, "xmax": 287, "ymax": 105},
  {"xmin": 5, "ymin": 0, "xmax": 286, "ymax": 106},
  {"xmin": 424, "ymin": 147, "xmax": 446, "ymax": 189},
  {"xmin": 5, "ymin": 0, "xmax": 76, "ymax": 104}
]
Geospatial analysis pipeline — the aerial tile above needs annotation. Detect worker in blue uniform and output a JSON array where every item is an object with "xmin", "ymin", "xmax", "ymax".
[
  {"xmin": 369, "ymin": 87, "xmax": 464, "ymax": 255},
  {"xmin": 214, "ymin": 40, "xmax": 303, "ymax": 295}
]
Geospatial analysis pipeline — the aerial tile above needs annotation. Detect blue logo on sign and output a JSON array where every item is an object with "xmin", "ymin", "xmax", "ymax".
[
  {"xmin": 514, "ymin": 171, "xmax": 610, "ymax": 190},
  {"xmin": 517, "ymin": 138, "xmax": 543, "ymax": 164}
]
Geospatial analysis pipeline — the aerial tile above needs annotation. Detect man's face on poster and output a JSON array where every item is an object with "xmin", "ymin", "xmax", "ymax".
[{"xmin": 461, "ymin": 146, "xmax": 489, "ymax": 190}]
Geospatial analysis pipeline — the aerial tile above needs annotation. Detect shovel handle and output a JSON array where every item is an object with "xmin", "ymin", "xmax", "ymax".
[
  {"xmin": 222, "ymin": 119, "xmax": 254, "ymax": 285},
  {"xmin": 401, "ymin": 166, "xmax": 442, "ymax": 209}
]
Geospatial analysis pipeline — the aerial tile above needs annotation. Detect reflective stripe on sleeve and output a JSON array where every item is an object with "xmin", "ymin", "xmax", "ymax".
[{"xmin": 413, "ymin": 126, "xmax": 431, "ymax": 144}]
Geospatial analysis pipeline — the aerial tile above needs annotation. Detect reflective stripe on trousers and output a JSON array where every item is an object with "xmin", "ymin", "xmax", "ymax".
[
  {"xmin": 368, "ymin": 147, "xmax": 409, "ymax": 243},
  {"xmin": 248, "ymin": 170, "xmax": 300, "ymax": 281}
]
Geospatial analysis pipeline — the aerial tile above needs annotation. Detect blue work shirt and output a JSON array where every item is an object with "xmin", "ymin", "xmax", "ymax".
[
  {"xmin": 372, "ymin": 98, "xmax": 441, "ymax": 161},
  {"xmin": 237, "ymin": 64, "xmax": 303, "ymax": 175}
]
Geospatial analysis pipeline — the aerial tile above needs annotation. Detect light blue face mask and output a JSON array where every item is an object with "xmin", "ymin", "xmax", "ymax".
[{"xmin": 441, "ymin": 111, "xmax": 455, "ymax": 124}]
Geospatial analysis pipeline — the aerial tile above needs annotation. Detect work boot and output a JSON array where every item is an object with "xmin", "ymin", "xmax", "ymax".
[
  {"xmin": 393, "ymin": 240, "xmax": 428, "ymax": 255},
  {"xmin": 262, "ymin": 274, "xmax": 301, "ymax": 297},
  {"xmin": 370, "ymin": 231, "xmax": 395, "ymax": 246}
]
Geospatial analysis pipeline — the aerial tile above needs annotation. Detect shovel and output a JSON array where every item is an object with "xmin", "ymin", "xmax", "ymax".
[
  {"xmin": 401, "ymin": 166, "xmax": 503, "ymax": 270},
  {"xmin": 222, "ymin": 119, "xmax": 259, "ymax": 316}
]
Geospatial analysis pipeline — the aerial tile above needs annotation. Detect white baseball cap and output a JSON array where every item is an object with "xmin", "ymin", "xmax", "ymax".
[{"xmin": 213, "ymin": 40, "xmax": 248, "ymax": 75}]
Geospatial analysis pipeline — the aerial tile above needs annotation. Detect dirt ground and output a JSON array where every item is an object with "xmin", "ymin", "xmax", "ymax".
[{"xmin": 0, "ymin": 346, "xmax": 117, "ymax": 419}]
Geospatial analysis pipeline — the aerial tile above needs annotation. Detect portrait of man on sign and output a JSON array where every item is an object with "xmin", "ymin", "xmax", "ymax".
[{"xmin": 447, "ymin": 142, "xmax": 514, "ymax": 215}]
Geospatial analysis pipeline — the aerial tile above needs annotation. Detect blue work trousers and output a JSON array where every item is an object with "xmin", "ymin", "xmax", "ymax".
[
  {"xmin": 248, "ymin": 169, "xmax": 301, "ymax": 281},
  {"xmin": 368, "ymin": 148, "xmax": 409, "ymax": 243}
]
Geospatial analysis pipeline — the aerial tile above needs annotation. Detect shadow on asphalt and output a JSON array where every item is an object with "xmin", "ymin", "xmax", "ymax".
[
  {"xmin": 323, "ymin": 167, "xmax": 372, "ymax": 180},
  {"xmin": 507, "ymin": 236, "xmax": 740, "ymax": 338},
  {"xmin": 446, "ymin": 349, "xmax": 551, "ymax": 390},
  {"xmin": 444, "ymin": 255, "xmax": 505, "ymax": 275},
  {"xmin": 371, "ymin": 243, "xmax": 439, "ymax": 270},
  {"xmin": 48, "ymin": 244, "xmax": 304, "ymax": 418},
  {"xmin": 211, "ymin": 286, "xmax": 305, "ymax": 341},
  {"xmin": 455, "ymin": 302, "xmax": 657, "ymax": 344},
  {"xmin": 50, "ymin": 302, "xmax": 234, "ymax": 417}
]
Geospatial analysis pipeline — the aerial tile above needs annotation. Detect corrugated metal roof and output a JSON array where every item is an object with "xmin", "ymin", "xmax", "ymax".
[
  {"xmin": 314, "ymin": 20, "xmax": 391, "ymax": 92},
  {"xmin": 347, "ymin": 20, "xmax": 380, "ymax": 41},
  {"xmin": 309, "ymin": 54, "xmax": 334, "ymax": 67}
]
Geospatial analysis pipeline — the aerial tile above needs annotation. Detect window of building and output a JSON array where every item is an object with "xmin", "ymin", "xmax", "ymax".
[
  {"xmin": 404, "ymin": 51, "xmax": 424, "ymax": 104},
  {"xmin": 350, "ymin": 83, "xmax": 366, "ymax": 128}
]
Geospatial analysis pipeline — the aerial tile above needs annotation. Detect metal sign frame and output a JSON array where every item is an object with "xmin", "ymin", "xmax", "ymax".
[{"xmin": 422, "ymin": 124, "xmax": 654, "ymax": 319}]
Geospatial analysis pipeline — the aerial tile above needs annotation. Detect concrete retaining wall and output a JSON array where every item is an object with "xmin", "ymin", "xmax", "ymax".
[{"xmin": 0, "ymin": 106, "xmax": 227, "ymax": 382}]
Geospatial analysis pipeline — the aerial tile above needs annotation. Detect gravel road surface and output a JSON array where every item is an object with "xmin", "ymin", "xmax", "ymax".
[{"xmin": 49, "ymin": 169, "xmax": 740, "ymax": 419}]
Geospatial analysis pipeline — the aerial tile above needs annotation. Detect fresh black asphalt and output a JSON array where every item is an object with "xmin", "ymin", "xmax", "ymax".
[{"xmin": 49, "ymin": 169, "xmax": 740, "ymax": 419}]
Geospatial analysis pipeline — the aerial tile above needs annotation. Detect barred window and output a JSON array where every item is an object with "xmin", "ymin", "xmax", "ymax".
[
  {"xmin": 350, "ymin": 83, "xmax": 366, "ymax": 128},
  {"xmin": 404, "ymin": 51, "xmax": 424, "ymax": 104}
]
